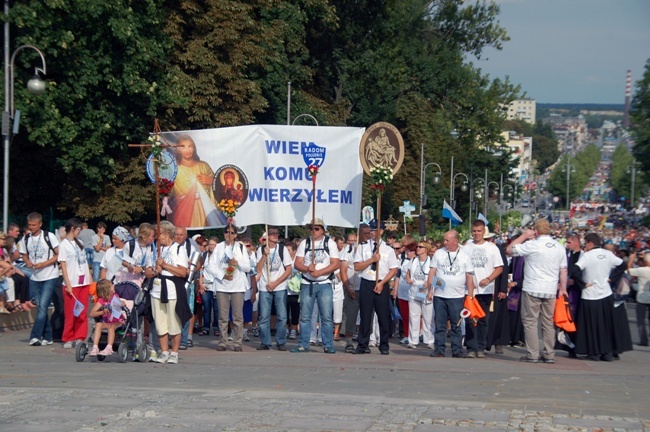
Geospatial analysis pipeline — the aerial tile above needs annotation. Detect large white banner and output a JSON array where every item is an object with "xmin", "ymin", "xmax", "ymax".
[{"xmin": 159, "ymin": 125, "xmax": 365, "ymax": 230}]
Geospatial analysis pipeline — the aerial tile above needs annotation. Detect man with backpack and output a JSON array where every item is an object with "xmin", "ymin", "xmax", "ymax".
[
  {"xmin": 174, "ymin": 226, "xmax": 200, "ymax": 350},
  {"xmin": 18, "ymin": 212, "xmax": 60, "ymax": 346},
  {"xmin": 255, "ymin": 227, "xmax": 293, "ymax": 351},
  {"xmin": 291, "ymin": 218, "xmax": 340, "ymax": 353}
]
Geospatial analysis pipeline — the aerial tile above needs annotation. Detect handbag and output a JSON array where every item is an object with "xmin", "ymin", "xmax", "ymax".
[{"xmin": 554, "ymin": 295, "xmax": 576, "ymax": 332}]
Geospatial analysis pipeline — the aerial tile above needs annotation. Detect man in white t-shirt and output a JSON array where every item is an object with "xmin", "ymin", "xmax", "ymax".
[
  {"xmin": 255, "ymin": 227, "xmax": 293, "ymax": 350},
  {"xmin": 628, "ymin": 251, "xmax": 650, "ymax": 346},
  {"xmin": 507, "ymin": 219, "xmax": 567, "ymax": 364},
  {"xmin": 464, "ymin": 221, "xmax": 504, "ymax": 358},
  {"xmin": 353, "ymin": 221, "xmax": 399, "ymax": 355},
  {"xmin": 292, "ymin": 218, "xmax": 340, "ymax": 353},
  {"xmin": 426, "ymin": 230, "xmax": 474, "ymax": 358},
  {"xmin": 18, "ymin": 212, "xmax": 60, "ymax": 346}
]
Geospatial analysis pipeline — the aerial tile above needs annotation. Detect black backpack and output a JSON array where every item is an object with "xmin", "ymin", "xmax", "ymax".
[
  {"xmin": 24, "ymin": 230, "xmax": 57, "ymax": 267},
  {"xmin": 259, "ymin": 243, "xmax": 285, "ymax": 263}
]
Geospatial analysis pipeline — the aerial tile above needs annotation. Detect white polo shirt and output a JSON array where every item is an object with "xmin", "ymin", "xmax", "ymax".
[
  {"xmin": 256, "ymin": 244, "xmax": 293, "ymax": 292},
  {"xmin": 511, "ymin": 235, "xmax": 566, "ymax": 297},
  {"xmin": 576, "ymin": 248, "xmax": 623, "ymax": 300},
  {"xmin": 354, "ymin": 240, "xmax": 399, "ymax": 282}
]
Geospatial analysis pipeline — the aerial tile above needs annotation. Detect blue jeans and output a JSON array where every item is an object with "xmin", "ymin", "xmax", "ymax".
[
  {"xmin": 181, "ymin": 282, "xmax": 195, "ymax": 345},
  {"xmin": 29, "ymin": 278, "xmax": 58, "ymax": 342},
  {"xmin": 433, "ymin": 296, "xmax": 464, "ymax": 355},
  {"xmin": 84, "ymin": 247, "xmax": 94, "ymax": 266},
  {"xmin": 298, "ymin": 282, "xmax": 333, "ymax": 349},
  {"xmin": 92, "ymin": 262, "xmax": 101, "ymax": 282},
  {"xmin": 259, "ymin": 289, "xmax": 287, "ymax": 347},
  {"xmin": 201, "ymin": 290, "xmax": 219, "ymax": 331},
  {"xmin": 15, "ymin": 263, "xmax": 34, "ymax": 280}
]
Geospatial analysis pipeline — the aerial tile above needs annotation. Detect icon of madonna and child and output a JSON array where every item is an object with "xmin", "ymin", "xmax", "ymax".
[{"xmin": 168, "ymin": 134, "xmax": 248, "ymax": 228}]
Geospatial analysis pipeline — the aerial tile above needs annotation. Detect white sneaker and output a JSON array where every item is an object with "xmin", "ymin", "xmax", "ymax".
[
  {"xmin": 29, "ymin": 338, "xmax": 41, "ymax": 346},
  {"xmin": 289, "ymin": 330, "xmax": 297, "ymax": 340},
  {"xmin": 243, "ymin": 332, "xmax": 250, "ymax": 342},
  {"xmin": 148, "ymin": 350, "xmax": 158, "ymax": 362},
  {"xmin": 63, "ymin": 341, "xmax": 74, "ymax": 349},
  {"xmin": 399, "ymin": 337, "xmax": 408, "ymax": 344},
  {"xmin": 155, "ymin": 352, "xmax": 170, "ymax": 364},
  {"xmin": 228, "ymin": 332, "xmax": 234, "ymax": 341},
  {"xmin": 167, "ymin": 353, "xmax": 179, "ymax": 364},
  {"xmin": 369, "ymin": 341, "xmax": 378, "ymax": 347},
  {"xmin": 42, "ymin": 340, "xmax": 53, "ymax": 345}
]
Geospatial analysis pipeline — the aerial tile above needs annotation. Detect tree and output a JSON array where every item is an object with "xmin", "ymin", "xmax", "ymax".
[
  {"xmin": 502, "ymin": 119, "xmax": 560, "ymax": 173},
  {"xmin": 631, "ymin": 58, "xmax": 650, "ymax": 176},
  {"xmin": 548, "ymin": 144, "xmax": 600, "ymax": 207},
  {"xmin": 610, "ymin": 144, "xmax": 646, "ymax": 207}
]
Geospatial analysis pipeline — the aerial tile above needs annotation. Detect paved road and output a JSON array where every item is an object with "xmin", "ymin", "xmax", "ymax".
[{"xmin": 1, "ymin": 303, "xmax": 649, "ymax": 431}]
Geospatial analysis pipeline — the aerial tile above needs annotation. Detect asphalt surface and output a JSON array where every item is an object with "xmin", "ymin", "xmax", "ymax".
[{"xmin": 1, "ymin": 303, "xmax": 649, "ymax": 431}]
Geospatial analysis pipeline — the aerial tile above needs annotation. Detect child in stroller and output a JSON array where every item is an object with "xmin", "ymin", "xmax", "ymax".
[
  {"xmin": 88, "ymin": 279, "xmax": 125, "ymax": 356},
  {"xmin": 76, "ymin": 278, "xmax": 148, "ymax": 362}
]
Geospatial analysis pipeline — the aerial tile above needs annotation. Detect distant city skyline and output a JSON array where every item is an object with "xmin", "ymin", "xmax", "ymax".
[{"xmin": 476, "ymin": 0, "xmax": 650, "ymax": 104}]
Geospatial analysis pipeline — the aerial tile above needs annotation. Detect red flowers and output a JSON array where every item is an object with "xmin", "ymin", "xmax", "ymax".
[{"xmin": 158, "ymin": 178, "xmax": 174, "ymax": 197}]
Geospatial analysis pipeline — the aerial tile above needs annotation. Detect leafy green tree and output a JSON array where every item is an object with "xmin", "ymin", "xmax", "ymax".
[
  {"xmin": 610, "ymin": 144, "xmax": 646, "ymax": 207},
  {"xmin": 6, "ymin": 0, "xmax": 173, "ymax": 222},
  {"xmin": 631, "ymin": 58, "xmax": 650, "ymax": 176},
  {"xmin": 548, "ymin": 144, "xmax": 600, "ymax": 207}
]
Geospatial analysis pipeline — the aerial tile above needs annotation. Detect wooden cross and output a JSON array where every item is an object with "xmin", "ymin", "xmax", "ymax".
[{"xmin": 128, "ymin": 118, "xmax": 181, "ymax": 256}]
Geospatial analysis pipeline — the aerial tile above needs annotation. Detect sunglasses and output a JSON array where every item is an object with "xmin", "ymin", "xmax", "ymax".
[
  {"xmin": 311, "ymin": 227, "xmax": 323, "ymax": 231},
  {"xmin": 392, "ymin": 247, "xmax": 401, "ymax": 250},
  {"xmin": 416, "ymin": 245, "xmax": 425, "ymax": 248},
  {"xmin": 245, "ymin": 245, "xmax": 252, "ymax": 248}
]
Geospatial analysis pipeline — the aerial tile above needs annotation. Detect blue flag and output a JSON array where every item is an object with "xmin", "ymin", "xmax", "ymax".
[
  {"xmin": 478, "ymin": 212, "xmax": 489, "ymax": 226},
  {"xmin": 442, "ymin": 200, "xmax": 463, "ymax": 226}
]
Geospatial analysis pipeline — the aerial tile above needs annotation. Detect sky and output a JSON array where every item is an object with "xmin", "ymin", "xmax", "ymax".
[{"xmin": 475, "ymin": 0, "xmax": 650, "ymax": 104}]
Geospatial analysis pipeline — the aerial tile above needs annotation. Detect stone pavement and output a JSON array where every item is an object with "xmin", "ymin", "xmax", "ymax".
[{"xmin": 1, "ymin": 303, "xmax": 649, "ymax": 431}]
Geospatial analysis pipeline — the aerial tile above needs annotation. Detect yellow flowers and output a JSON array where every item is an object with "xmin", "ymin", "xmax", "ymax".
[{"xmin": 218, "ymin": 199, "xmax": 240, "ymax": 217}]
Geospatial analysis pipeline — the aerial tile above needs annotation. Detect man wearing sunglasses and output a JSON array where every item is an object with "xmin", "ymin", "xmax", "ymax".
[
  {"xmin": 292, "ymin": 218, "xmax": 340, "ymax": 353},
  {"xmin": 255, "ymin": 227, "xmax": 293, "ymax": 351},
  {"xmin": 353, "ymin": 220, "xmax": 399, "ymax": 355}
]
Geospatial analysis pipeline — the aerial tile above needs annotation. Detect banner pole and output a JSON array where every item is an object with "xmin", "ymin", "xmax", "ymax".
[{"xmin": 375, "ymin": 191, "xmax": 381, "ymax": 283}]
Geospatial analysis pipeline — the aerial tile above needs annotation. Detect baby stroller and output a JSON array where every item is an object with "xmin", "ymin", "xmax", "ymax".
[{"xmin": 75, "ymin": 281, "xmax": 149, "ymax": 363}]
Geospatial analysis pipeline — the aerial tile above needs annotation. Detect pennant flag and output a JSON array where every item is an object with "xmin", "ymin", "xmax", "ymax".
[
  {"xmin": 478, "ymin": 212, "xmax": 489, "ymax": 226},
  {"xmin": 72, "ymin": 297, "xmax": 85, "ymax": 318},
  {"xmin": 442, "ymin": 200, "xmax": 463, "ymax": 226}
]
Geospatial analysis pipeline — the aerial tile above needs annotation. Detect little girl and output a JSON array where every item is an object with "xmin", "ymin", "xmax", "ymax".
[{"xmin": 89, "ymin": 279, "xmax": 125, "ymax": 356}]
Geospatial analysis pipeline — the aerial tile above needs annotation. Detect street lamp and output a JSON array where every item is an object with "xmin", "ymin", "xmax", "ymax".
[
  {"xmin": 419, "ymin": 143, "xmax": 442, "ymax": 213},
  {"xmin": 449, "ymin": 156, "xmax": 468, "ymax": 229},
  {"xmin": 561, "ymin": 156, "xmax": 575, "ymax": 211},
  {"xmin": 3, "ymin": 10, "xmax": 48, "ymax": 232}
]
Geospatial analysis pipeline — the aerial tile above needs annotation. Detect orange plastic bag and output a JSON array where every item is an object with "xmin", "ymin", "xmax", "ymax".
[
  {"xmin": 554, "ymin": 295, "xmax": 576, "ymax": 332},
  {"xmin": 464, "ymin": 295, "xmax": 486, "ymax": 320},
  {"xmin": 88, "ymin": 281, "xmax": 98, "ymax": 303}
]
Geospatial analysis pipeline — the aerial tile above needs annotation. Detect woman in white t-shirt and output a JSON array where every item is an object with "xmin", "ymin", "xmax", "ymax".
[
  {"xmin": 392, "ymin": 243, "xmax": 416, "ymax": 345},
  {"xmin": 150, "ymin": 221, "xmax": 190, "ymax": 365},
  {"xmin": 59, "ymin": 218, "xmax": 92, "ymax": 349},
  {"xmin": 405, "ymin": 241, "xmax": 434, "ymax": 349}
]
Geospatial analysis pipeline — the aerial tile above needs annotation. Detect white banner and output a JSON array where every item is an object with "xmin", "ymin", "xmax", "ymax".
[{"xmin": 159, "ymin": 124, "xmax": 365, "ymax": 229}]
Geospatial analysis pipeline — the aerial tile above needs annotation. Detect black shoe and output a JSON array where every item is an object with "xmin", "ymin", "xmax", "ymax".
[
  {"xmin": 353, "ymin": 347, "xmax": 370, "ymax": 354},
  {"xmin": 345, "ymin": 344, "xmax": 356, "ymax": 354},
  {"xmin": 540, "ymin": 357, "xmax": 555, "ymax": 364},
  {"xmin": 568, "ymin": 352, "xmax": 578, "ymax": 358},
  {"xmin": 519, "ymin": 356, "xmax": 539, "ymax": 363},
  {"xmin": 600, "ymin": 353, "xmax": 614, "ymax": 362},
  {"xmin": 379, "ymin": 349, "xmax": 389, "ymax": 355},
  {"xmin": 256, "ymin": 344, "xmax": 270, "ymax": 350},
  {"xmin": 452, "ymin": 352, "xmax": 466, "ymax": 358},
  {"xmin": 277, "ymin": 344, "xmax": 287, "ymax": 351},
  {"xmin": 582, "ymin": 355, "xmax": 599, "ymax": 361},
  {"xmin": 430, "ymin": 351, "xmax": 445, "ymax": 358}
]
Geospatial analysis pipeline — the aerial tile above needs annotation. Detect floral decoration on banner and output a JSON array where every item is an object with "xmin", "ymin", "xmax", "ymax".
[
  {"xmin": 157, "ymin": 178, "xmax": 174, "ymax": 197},
  {"xmin": 218, "ymin": 199, "xmax": 240, "ymax": 221},
  {"xmin": 369, "ymin": 165, "xmax": 393, "ymax": 193},
  {"xmin": 308, "ymin": 165, "xmax": 319, "ymax": 182},
  {"xmin": 148, "ymin": 134, "xmax": 164, "ymax": 160}
]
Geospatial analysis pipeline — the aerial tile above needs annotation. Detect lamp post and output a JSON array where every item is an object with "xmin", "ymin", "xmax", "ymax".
[
  {"xmin": 419, "ymin": 143, "xmax": 442, "ymax": 214},
  {"xmin": 561, "ymin": 156, "xmax": 575, "ymax": 211},
  {"xmin": 3, "ymin": 2, "xmax": 48, "ymax": 232},
  {"xmin": 626, "ymin": 162, "xmax": 639, "ymax": 209},
  {"xmin": 449, "ymin": 156, "xmax": 468, "ymax": 229},
  {"xmin": 472, "ymin": 178, "xmax": 484, "ymax": 222}
]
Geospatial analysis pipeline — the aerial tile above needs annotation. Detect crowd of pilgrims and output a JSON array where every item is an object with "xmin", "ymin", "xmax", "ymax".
[{"xmin": 1, "ymin": 212, "xmax": 648, "ymax": 365}]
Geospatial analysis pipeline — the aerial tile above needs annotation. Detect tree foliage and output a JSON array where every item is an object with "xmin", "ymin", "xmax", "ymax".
[
  {"xmin": 3, "ymin": 0, "xmax": 520, "ymax": 225},
  {"xmin": 609, "ymin": 144, "xmax": 646, "ymax": 206},
  {"xmin": 631, "ymin": 58, "xmax": 650, "ymax": 176},
  {"xmin": 548, "ymin": 144, "xmax": 600, "ymax": 207}
]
